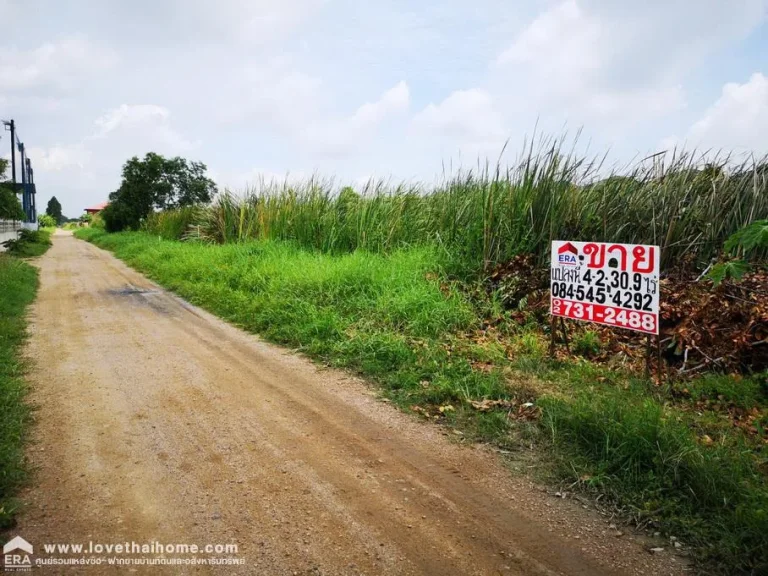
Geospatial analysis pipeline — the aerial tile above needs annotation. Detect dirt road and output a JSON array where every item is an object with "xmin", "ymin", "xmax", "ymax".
[{"xmin": 13, "ymin": 231, "xmax": 684, "ymax": 574}]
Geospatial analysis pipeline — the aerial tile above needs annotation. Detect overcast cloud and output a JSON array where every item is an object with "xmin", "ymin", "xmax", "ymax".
[{"xmin": 1, "ymin": 0, "xmax": 767, "ymax": 215}]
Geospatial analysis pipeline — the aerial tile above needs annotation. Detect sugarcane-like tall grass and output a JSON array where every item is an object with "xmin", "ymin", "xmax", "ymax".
[{"xmin": 147, "ymin": 138, "xmax": 768, "ymax": 274}]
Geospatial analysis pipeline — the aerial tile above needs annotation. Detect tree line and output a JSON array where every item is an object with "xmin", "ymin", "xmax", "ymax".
[{"xmin": 101, "ymin": 152, "xmax": 216, "ymax": 232}]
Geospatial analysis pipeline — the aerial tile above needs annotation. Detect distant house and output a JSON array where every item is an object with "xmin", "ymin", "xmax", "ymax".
[{"xmin": 84, "ymin": 202, "xmax": 108, "ymax": 215}]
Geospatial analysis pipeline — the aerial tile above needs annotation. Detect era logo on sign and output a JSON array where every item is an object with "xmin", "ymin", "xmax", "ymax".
[
  {"xmin": 557, "ymin": 242, "xmax": 579, "ymax": 265},
  {"xmin": 3, "ymin": 536, "xmax": 33, "ymax": 572}
]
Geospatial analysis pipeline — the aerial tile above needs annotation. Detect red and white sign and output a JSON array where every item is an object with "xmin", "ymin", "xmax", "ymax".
[{"xmin": 550, "ymin": 241, "xmax": 660, "ymax": 334}]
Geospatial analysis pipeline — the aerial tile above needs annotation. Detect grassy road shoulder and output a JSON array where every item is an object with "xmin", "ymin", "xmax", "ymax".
[
  {"xmin": 76, "ymin": 228, "xmax": 767, "ymax": 573},
  {"xmin": 0, "ymin": 230, "xmax": 50, "ymax": 526}
]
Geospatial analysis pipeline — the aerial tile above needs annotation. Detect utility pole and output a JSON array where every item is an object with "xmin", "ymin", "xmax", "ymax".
[
  {"xmin": 1, "ymin": 119, "xmax": 17, "ymax": 185},
  {"xmin": 19, "ymin": 141, "xmax": 27, "ymax": 221},
  {"xmin": 8, "ymin": 119, "xmax": 15, "ymax": 186},
  {"xmin": 2, "ymin": 119, "xmax": 16, "ymax": 187},
  {"xmin": 26, "ymin": 158, "xmax": 35, "ymax": 222}
]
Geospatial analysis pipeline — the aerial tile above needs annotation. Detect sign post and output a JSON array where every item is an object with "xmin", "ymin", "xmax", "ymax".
[{"xmin": 550, "ymin": 241, "xmax": 661, "ymax": 373}]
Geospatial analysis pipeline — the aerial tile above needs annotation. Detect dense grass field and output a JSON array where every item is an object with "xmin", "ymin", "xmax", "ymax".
[
  {"xmin": 144, "ymin": 145, "xmax": 768, "ymax": 275},
  {"xmin": 76, "ymin": 227, "xmax": 767, "ymax": 573},
  {"xmin": 0, "ymin": 231, "xmax": 49, "ymax": 527}
]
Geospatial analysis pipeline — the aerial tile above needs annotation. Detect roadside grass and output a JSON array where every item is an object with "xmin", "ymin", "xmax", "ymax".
[
  {"xmin": 2, "ymin": 229, "xmax": 52, "ymax": 258},
  {"xmin": 0, "ymin": 254, "xmax": 41, "ymax": 527},
  {"xmin": 527, "ymin": 358, "xmax": 768, "ymax": 572},
  {"xmin": 76, "ymin": 227, "xmax": 768, "ymax": 573}
]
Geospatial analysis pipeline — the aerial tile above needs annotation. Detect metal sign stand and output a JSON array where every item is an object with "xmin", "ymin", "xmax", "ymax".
[
  {"xmin": 549, "ymin": 317, "xmax": 570, "ymax": 357},
  {"xmin": 549, "ymin": 317, "xmax": 662, "ymax": 383}
]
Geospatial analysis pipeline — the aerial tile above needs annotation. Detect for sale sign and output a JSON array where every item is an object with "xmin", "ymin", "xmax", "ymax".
[{"xmin": 550, "ymin": 241, "xmax": 660, "ymax": 334}]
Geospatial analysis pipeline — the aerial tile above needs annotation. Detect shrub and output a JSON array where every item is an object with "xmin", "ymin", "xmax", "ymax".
[
  {"xmin": 38, "ymin": 214, "xmax": 56, "ymax": 228},
  {"xmin": 2, "ymin": 230, "xmax": 52, "ymax": 257},
  {"xmin": 101, "ymin": 201, "xmax": 136, "ymax": 232}
]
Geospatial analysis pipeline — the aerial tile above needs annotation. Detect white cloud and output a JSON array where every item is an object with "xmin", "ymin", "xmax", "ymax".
[
  {"xmin": 0, "ymin": 36, "xmax": 114, "ymax": 93},
  {"xmin": 489, "ymin": 0, "xmax": 766, "ymax": 136},
  {"xmin": 92, "ymin": 104, "xmax": 196, "ymax": 152},
  {"xmin": 213, "ymin": 168, "xmax": 312, "ymax": 192},
  {"xmin": 302, "ymin": 81, "xmax": 410, "ymax": 155},
  {"xmin": 667, "ymin": 73, "xmax": 768, "ymax": 154},
  {"xmin": 586, "ymin": 86, "xmax": 686, "ymax": 118},
  {"xmin": 413, "ymin": 89, "xmax": 505, "ymax": 143},
  {"xmin": 496, "ymin": 0, "xmax": 601, "ymax": 88},
  {"xmin": 26, "ymin": 104, "xmax": 195, "ymax": 181},
  {"xmin": 221, "ymin": 64, "xmax": 323, "ymax": 128},
  {"xmin": 407, "ymin": 88, "xmax": 511, "ymax": 166},
  {"xmin": 94, "ymin": 104, "xmax": 169, "ymax": 137},
  {"xmin": 145, "ymin": 0, "xmax": 326, "ymax": 47},
  {"xmin": 25, "ymin": 144, "xmax": 90, "ymax": 172},
  {"xmin": 350, "ymin": 81, "xmax": 410, "ymax": 129}
]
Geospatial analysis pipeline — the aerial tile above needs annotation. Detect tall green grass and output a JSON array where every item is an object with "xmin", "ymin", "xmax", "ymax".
[
  {"xmin": 142, "ymin": 206, "xmax": 201, "ymax": 240},
  {"xmin": 146, "ymin": 141, "xmax": 768, "ymax": 274}
]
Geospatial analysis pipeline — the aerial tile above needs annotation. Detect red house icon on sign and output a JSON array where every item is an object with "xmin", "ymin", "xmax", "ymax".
[{"xmin": 558, "ymin": 242, "xmax": 578, "ymax": 255}]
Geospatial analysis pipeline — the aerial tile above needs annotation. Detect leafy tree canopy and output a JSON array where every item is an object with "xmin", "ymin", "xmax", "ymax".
[{"xmin": 103, "ymin": 152, "xmax": 217, "ymax": 232}]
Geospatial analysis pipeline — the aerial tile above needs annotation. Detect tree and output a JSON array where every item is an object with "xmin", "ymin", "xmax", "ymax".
[
  {"xmin": 102, "ymin": 152, "xmax": 217, "ymax": 232},
  {"xmin": 0, "ymin": 158, "xmax": 24, "ymax": 221},
  {"xmin": 46, "ymin": 196, "xmax": 63, "ymax": 224}
]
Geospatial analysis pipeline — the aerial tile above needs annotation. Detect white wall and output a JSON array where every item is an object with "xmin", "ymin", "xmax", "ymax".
[{"xmin": 0, "ymin": 221, "xmax": 21, "ymax": 252}]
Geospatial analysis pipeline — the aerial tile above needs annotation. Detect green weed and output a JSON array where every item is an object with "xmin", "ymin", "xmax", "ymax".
[
  {"xmin": 573, "ymin": 331, "xmax": 601, "ymax": 357},
  {"xmin": 682, "ymin": 373, "xmax": 767, "ymax": 410}
]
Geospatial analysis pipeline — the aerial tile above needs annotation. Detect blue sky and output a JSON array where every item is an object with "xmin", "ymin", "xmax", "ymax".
[{"xmin": 1, "ymin": 0, "xmax": 767, "ymax": 216}]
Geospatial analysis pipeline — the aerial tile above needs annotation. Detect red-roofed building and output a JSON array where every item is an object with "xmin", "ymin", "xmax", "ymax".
[{"xmin": 84, "ymin": 202, "xmax": 108, "ymax": 215}]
